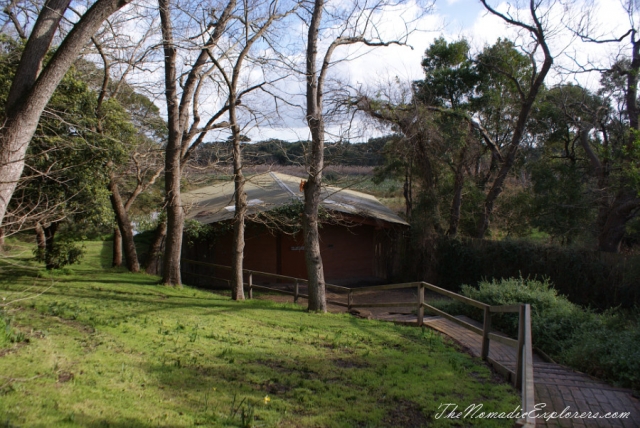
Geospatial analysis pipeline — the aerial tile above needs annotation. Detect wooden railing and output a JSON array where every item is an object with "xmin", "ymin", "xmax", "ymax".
[{"xmin": 181, "ymin": 259, "xmax": 535, "ymax": 427}]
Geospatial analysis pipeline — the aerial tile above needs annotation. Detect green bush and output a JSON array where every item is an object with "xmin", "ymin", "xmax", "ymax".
[
  {"xmin": 33, "ymin": 238, "xmax": 85, "ymax": 270},
  {"xmin": 430, "ymin": 237, "xmax": 640, "ymax": 309},
  {"xmin": 435, "ymin": 277, "xmax": 597, "ymax": 356},
  {"xmin": 561, "ymin": 310, "xmax": 640, "ymax": 391},
  {"xmin": 431, "ymin": 277, "xmax": 639, "ymax": 391},
  {"xmin": 463, "ymin": 277, "xmax": 597, "ymax": 357}
]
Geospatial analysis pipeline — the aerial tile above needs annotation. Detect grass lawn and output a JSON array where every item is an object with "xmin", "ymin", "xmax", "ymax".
[{"xmin": 0, "ymin": 240, "xmax": 520, "ymax": 427}]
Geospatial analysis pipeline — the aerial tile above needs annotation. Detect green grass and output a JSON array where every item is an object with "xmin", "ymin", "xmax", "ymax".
[{"xmin": 0, "ymin": 240, "xmax": 519, "ymax": 427}]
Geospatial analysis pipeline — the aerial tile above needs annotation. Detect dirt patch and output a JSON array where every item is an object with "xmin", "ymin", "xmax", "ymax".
[
  {"xmin": 382, "ymin": 399, "xmax": 430, "ymax": 428},
  {"xmin": 264, "ymin": 380, "xmax": 290, "ymax": 395},
  {"xmin": 0, "ymin": 335, "xmax": 31, "ymax": 358},
  {"xmin": 57, "ymin": 371, "xmax": 74, "ymax": 383},
  {"xmin": 333, "ymin": 358, "xmax": 369, "ymax": 369},
  {"xmin": 255, "ymin": 358, "xmax": 290, "ymax": 373}
]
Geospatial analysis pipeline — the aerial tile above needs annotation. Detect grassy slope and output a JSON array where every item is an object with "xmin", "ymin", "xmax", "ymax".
[{"xmin": 0, "ymin": 241, "xmax": 519, "ymax": 427}]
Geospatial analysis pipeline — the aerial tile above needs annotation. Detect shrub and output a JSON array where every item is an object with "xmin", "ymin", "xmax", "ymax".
[
  {"xmin": 431, "ymin": 277, "xmax": 639, "ymax": 391},
  {"xmin": 33, "ymin": 238, "xmax": 85, "ymax": 270},
  {"xmin": 435, "ymin": 277, "xmax": 597, "ymax": 356},
  {"xmin": 561, "ymin": 310, "xmax": 640, "ymax": 391},
  {"xmin": 430, "ymin": 236, "xmax": 640, "ymax": 309}
]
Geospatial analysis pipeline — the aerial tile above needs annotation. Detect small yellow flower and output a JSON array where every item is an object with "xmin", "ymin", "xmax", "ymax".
[{"xmin": 264, "ymin": 395, "xmax": 271, "ymax": 404}]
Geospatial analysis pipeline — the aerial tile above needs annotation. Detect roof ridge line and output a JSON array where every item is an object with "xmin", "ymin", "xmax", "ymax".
[{"xmin": 269, "ymin": 171, "xmax": 299, "ymax": 199}]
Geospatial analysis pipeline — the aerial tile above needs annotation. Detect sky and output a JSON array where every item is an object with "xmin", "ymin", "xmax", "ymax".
[{"xmin": 249, "ymin": 0, "xmax": 633, "ymax": 142}]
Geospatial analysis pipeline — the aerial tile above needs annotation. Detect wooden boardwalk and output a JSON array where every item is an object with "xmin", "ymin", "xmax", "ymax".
[{"xmin": 379, "ymin": 313, "xmax": 640, "ymax": 427}]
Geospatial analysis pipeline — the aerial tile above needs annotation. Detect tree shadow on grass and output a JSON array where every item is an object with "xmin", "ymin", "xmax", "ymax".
[
  {"xmin": 98, "ymin": 239, "xmax": 114, "ymax": 269},
  {"xmin": 136, "ymin": 350, "xmax": 406, "ymax": 428},
  {"xmin": 23, "ymin": 416, "xmax": 157, "ymax": 428},
  {"xmin": 29, "ymin": 286, "xmax": 307, "ymax": 323}
]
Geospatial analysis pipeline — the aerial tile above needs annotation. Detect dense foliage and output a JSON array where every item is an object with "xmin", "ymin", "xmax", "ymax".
[
  {"xmin": 192, "ymin": 136, "xmax": 388, "ymax": 168},
  {"xmin": 431, "ymin": 277, "xmax": 640, "ymax": 392},
  {"xmin": 429, "ymin": 236, "xmax": 640, "ymax": 309},
  {"xmin": 363, "ymin": 36, "xmax": 640, "ymax": 252}
]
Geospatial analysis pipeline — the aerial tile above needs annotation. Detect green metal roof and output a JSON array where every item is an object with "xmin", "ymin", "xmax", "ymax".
[{"xmin": 183, "ymin": 171, "xmax": 409, "ymax": 226}]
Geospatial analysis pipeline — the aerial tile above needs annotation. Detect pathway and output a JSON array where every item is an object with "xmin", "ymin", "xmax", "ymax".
[{"xmin": 381, "ymin": 313, "xmax": 640, "ymax": 427}]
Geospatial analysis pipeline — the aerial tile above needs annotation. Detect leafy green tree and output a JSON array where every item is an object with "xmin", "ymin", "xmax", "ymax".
[
  {"xmin": 524, "ymin": 84, "xmax": 604, "ymax": 244},
  {"xmin": 0, "ymin": 41, "xmax": 132, "ymax": 268}
]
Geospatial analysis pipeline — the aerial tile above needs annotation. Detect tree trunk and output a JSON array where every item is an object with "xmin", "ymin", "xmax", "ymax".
[
  {"xmin": 447, "ymin": 151, "xmax": 466, "ymax": 237},
  {"xmin": 303, "ymin": 173, "xmax": 326, "ymax": 312},
  {"xmin": 596, "ymin": 192, "xmax": 640, "ymax": 252},
  {"xmin": 403, "ymin": 162, "xmax": 412, "ymax": 221},
  {"xmin": 475, "ymin": 1, "xmax": 553, "ymax": 238},
  {"xmin": 112, "ymin": 227, "xmax": 122, "ymax": 267},
  {"xmin": 143, "ymin": 218, "xmax": 167, "ymax": 274},
  {"xmin": 35, "ymin": 222, "xmax": 46, "ymax": 251},
  {"xmin": 158, "ymin": 0, "xmax": 183, "ymax": 286},
  {"xmin": 0, "ymin": 227, "xmax": 4, "ymax": 251},
  {"xmin": 231, "ymin": 171, "xmax": 246, "ymax": 300},
  {"xmin": 44, "ymin": 221, "xmax": 58, "ymax": 270},
  {"xmin": 162, "ymin": 160, "xmax": 183, "ymax": 286},
  {"xmin": 303, "ymin": 0, "xmax": 327, "ymax": 313},
  {"xmin": 0, "ymin": 0, "xmax": 133, "ymax": 227},
  {"xmin": 230, "ymin": 96, "xmax": 246, "ymax": 300},
  {"xmin": 108, "ymin": 179, "xmax": 139, "ymax": 272}
]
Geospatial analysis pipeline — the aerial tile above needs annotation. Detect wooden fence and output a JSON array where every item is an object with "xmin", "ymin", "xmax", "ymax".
[{"xmin": 181, "ymin": 259, "xmax": 535, "ymax": 428}]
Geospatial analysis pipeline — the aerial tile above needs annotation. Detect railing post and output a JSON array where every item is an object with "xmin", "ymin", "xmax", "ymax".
[
  {"xmin": 515, "ymin": 304, "xmax": 525, "ymax": 389},
  {"xmin": 294, "ymin": 281, "xmax": 299, "ymax": 303},
  {"xmin": 248, "ymin": 273, "xmax": 253, "ymax": 300},
  {"xmin": 347, "ymin": 289, "xmax": 352, "ymax": 311},
  {"xmin": 417, "ymin": 283, "xmax": 424, "ymax": 326},
  {"xmin": 481, "ymin": 306, "xmax": 491, "ymax": 361}
]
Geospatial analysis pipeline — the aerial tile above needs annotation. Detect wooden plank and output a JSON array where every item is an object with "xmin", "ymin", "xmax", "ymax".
[
  {"xmin": 182, "ymin": 271, "xmax": 216, "ymax": 280},
  {"xmin": 326, "ymin": 284, "xmax": 350, "ymax": 291},
  {"xmin": 421, "ymin": 282, "xmax": 489, "ymax": 309},
  {"xmin": 490, "ymin": 304, "xmax": 521, "ymax": 313},
  {"xmin": 488, "ymin": 332, "xmax": 518, "ymax": 348},
  {"xmin": 349, "ymin": 282, "xmax": 418, "ymax": 293},
  {"xmin": 487, "ymin": 356, "xmax": 515, "ymax": 382},
  {"xmin": 182, "ymin": 259, "xmax": 230, "ymax": 270},
  {"xmin": 327, "ymin": 300, "xmax": 349, "ymax": 307},
  {"xmin": 183, "ymin": 271, "xmax": 230, "ymax": 286},
  {"xmin": 516, "ymin": 304, "xmax": 525, "ymax": 389},
  {"xmin": 417, "ymin": 284, "xmax": 424, "ymax": 326},
  {"xmin": 521, "ymin": 304, "xmax": 536, "ymax": 427},
  {"xmin": 482, "ymin": 306, "xmax": 491, "ymax": 360},
  {"xmin": 350, "ymin": 302, "xmax": 418, "ymax": 309},
  {"xmin": 250, "ymin": 285, "xmax": 295, "ymax": 296},
  {"xmin": 422, "ymin": 303, "xmax": 484, "ymax": 335},
  {"xmin": 247, "ymin": 271, "xmax": 308, "ymax": 283}
]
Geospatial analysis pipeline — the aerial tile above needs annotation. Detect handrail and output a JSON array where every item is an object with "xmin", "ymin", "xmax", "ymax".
[
  {"xmin": 181, "ymin": 259, "xmax": 349, "ymax": 291},
  {"xmin": 516, "ymin": 304, "xmax": 535, "ymax": 427},
  {"xmin": 181, "ymin": 259, "xmax": 535, "ymax": 426},
  {"xmin": 421, "ymin": 281, "xmax": 489, "ymax": 310}
]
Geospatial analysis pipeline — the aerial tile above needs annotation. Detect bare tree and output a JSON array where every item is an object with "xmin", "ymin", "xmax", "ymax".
[
  {"xmin": 158, "ymin": 0, "xmax": 288, "ymax": 286},
  {"xmin": 157, "ymin": 0, "xmax": 235, "ymax": 285},
  {"xmin": 210, "ymin": 0, "xmax": 297, "ymax": 299},
  {"xmin": 302, "ymin": 0, "xmax": 423, "ymax": 312},
  {"xmin": 0, "ymin": 0, "xmax": 135, "ymax": 228}
]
